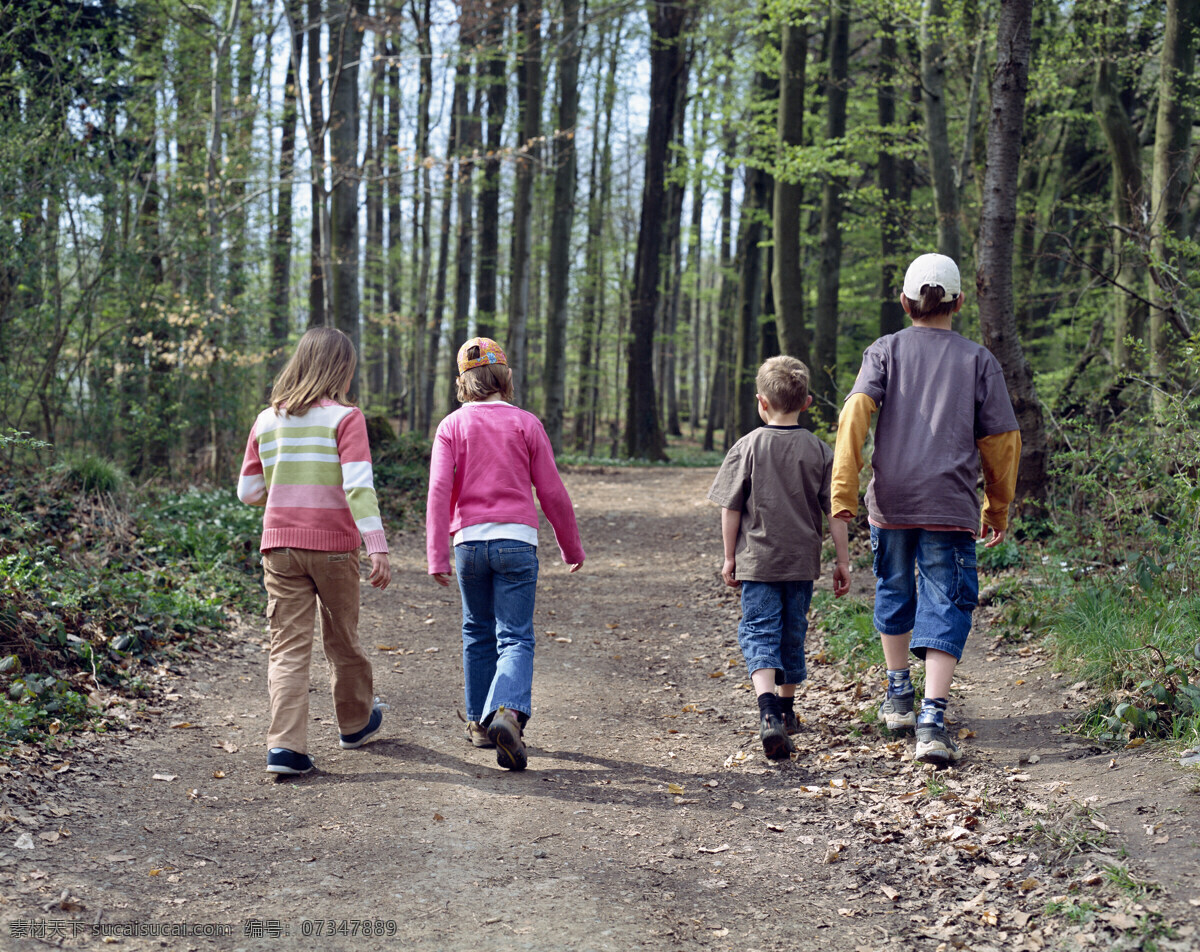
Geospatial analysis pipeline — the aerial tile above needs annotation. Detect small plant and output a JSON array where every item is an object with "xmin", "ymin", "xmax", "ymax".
[
  {"xmin": 1101, "ymin": 863, "xmax": 1159, "ymax": 898},
  {"xmin": 812, "ymin": 593, "xmax": 881, "ymax": 671},
  {"xmin": 1044, "ymin": 898, "xmax": 1100, "ymax": 924}
]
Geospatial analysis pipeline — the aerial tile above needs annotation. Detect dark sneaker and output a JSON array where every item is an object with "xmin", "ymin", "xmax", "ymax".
[
  {"xmin": 782, "ymin": 710, "xmax": 801, "ymax": 735},
  {"xmin": 465, "ymin": 720, "xmax": 495, "ymax": 749},
  {"xmin": 266, "ymin": 748, "xmax": 314, "ymax": 775},
  {"xmin": 759, "ymin": 713, "xmax": 796, "ymax": 761},
  {"xmin": 914, "ymin": 721, "xmax": 963, "ymax": 765},
  {"xmin": 339, "ymin": 700, "xmax": 385, "ymax": 749},
  {"xmin": 486, "ymin": 707, "xmax": 527, "ymax": 771},
  {"xmin": 879, "ymin": 693, "xmax": 916, "ymax": 732}
]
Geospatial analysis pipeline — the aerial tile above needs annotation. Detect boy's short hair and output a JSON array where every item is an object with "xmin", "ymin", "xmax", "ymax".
[{"xmin": 756, "ymin": 356, "xmax": 810, "ymax": 414}]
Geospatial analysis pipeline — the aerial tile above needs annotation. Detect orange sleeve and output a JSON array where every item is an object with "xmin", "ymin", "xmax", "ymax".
[
  {"xmin": 831, "ymin": 393, "xmax": 877, "ymax": 517},
  {"xmin": 977, "ymin": 430, "xmax": 1022, "ymax": 531}
]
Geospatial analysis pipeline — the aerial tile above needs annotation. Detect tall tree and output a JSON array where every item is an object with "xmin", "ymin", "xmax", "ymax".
[
  {"xmin": 476, "ymin": 0, "xmax": 507, "ymax": 341},
  {"xmin": 272, "ymin": 0, "xmax": 304, "ymax": 379},
  {"xmin": 625, "ymin": 0, "xmax": 688, "ymax": 460},
  {"xmin": 542, "ymin": 0, "xmax": 582, "ymax": 452},
  {"xmin": 328, "ymin": 0, "xmax": 366, "ymax": 396},
  {"xmin": 306, "ymin": 0, "xmax": 328, "ymax": 327},
  {"xmin": 449, "ymin": 67, "xmax": 481, "ymax": 414},
  {"xmin": 1148, "ymin": 0, "xmax": 1197, "ymax": 417},
  {"xmin": 410, "ymin": 0, "xmax": 434, "ymax": 430},
  {"xmin": 812, "ymin": 0, "xmax": 850, "ymax": 420},
  {"xmin": 976, "ymin": 0, "xmax": 1046, "ymax": 503},
  {"xmin": 772, "ymin": 12, "xmax": 809, "ymax": 366},
  {"xmin": 920, "ymin": 0, "xmax": 961, "ymax": 264},
  {"xmin": 877, "ymin": 19, "xmax": 905, "ymax": 338},
  {"xmin": 507, "ymin": 0, "xmax": 542, "ymax": 402}
]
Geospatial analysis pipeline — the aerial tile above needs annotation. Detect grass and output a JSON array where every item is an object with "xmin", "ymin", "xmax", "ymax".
[{"xmin": 811, "ymin": 592, "xmax": 881, "ymax": 672}]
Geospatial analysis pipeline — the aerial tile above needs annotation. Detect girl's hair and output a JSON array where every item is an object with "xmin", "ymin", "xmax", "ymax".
[
  {"xmin": 756, "ymin": 355, "xmax": 810, "ymax": 413},
  {"xmin": 906, "ymin": 284, "xmax": 960, "ymax": 320},
  {"xmin": 270, "ymin": 326, "xmax": 357, "ymax": 416},
  {"xmin": 456, "ymin": 344, "xmax": 515, "ymax": 403}
]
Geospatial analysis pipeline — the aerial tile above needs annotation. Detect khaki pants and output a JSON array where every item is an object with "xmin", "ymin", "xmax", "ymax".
[{"xmin": 262, "ymin": 548, "xmax": 374, "ymax": 753}]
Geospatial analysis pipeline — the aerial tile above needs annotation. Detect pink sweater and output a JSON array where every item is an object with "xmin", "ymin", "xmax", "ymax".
[
  {"xmin": 238, "ymin": 401, "xmax": 388, "ymax": 555},
  {"xmin": 426, "ymin": 402, "xmax": 585, "ymax": 574}
]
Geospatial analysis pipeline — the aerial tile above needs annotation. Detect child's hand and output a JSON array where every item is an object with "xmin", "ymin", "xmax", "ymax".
[
  {"xmin": 567, "ymin": 560, "xmax": 584, "ymax": 573},
  {"xmin": 432, "ymin": 572, "xmax": 452, "ymax": 587},
  {"xmin": 721, "ymin": 557, "xmax": 739, "ymax": 589},
  {"xmin": 977, "ymin": 523, "xmax": 1007, "ymax": 548},
  {"xmin": 833, "ymin": 562, "xmax": 851, "ymax": 597},
  {"xmin": 368, "ymin": 553, "xmax": 391, "ymax": 589}
]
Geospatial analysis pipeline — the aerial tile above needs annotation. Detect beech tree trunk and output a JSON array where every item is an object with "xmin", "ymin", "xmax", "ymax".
[
  {"xmin": 920, "ymin": 0, "xmax": 961, "ymax": 264},
  {"xmin": 772, "ymin": 18, "xmax": 808, "ymax": 365},
  {"xmin": 878, "ymin": 22, "xmax": 905, "ymax": 337},
  {"xmin": 812, "ymin": 0, "xmax": 849, "ymax": 421},
  {"xmin": 977, "ymin": 0, "xmax": 1046, "ymax": 504},
  {"xmin": 271, "ymin": 0, "xmax": 302, "ymax": 380},
  {"xmin": 306, "ymin": 0, "xmax": 327, "ymax": 327},
  {"xmin": 506, "ymin": 0, "xmax": 541, "ymax": 402},
  {"xmin": 328, "ymin": 0, "xmax": 365, "ymax": 396},
  {"xmin": 625, "ymin": 0, "xmax": 688, "ymax": 460},
  {"xmin": 543, "ymin": 0, "xmax": 582, "ymax": 453},
  {"xmin": 476, "ymin": 0, "xmax": 506, "ymax": 341}
]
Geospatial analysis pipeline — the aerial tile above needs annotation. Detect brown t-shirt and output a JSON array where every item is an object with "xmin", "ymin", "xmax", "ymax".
[
  {"xmin": 849, "ymin": 325, "xmax": 1019, "ymax": 529},
  {"xmin": 707, "ymin": 425, "xmax": 833, "ymax": 582}
]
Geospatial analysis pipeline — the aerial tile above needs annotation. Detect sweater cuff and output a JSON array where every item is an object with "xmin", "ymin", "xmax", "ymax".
[{"xmin": 362, "ymin": 530, "xmax": 388, "ymax": 555}]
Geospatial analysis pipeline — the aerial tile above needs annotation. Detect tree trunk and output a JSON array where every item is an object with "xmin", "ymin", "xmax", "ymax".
[
  {"xmin": 307, "ymin": 0, "xmax": 328, "ymax": 327},
  {"xmin": 476, "ymin": 0, "xmax": 506, "ymax": 341},
  {"xmin": 387, "ymin": 44, "xmax": 406, "ymax": 421},
  {"xmin": 363, "ymin": 31, "xmax": 386, "ymax": 400},
  {"xmin": 772, "ymin": 18, "xmax": 809, "ymax": 365},
  {"xmin": 703, "ymin": 124, "xmax": 736, "ymax": 454},
  {"xmin": 977, "ymin": 0, "xmax": 1046, "ymax": 504},
  {"xmin": 424, "ymin": 53, "xmax": 465, "ymax": 434},
  {"xmin": 573, "ymin": 16, "xmax": 621, "ymax": 452},
  {"xmin": 812, "ymin": 0, "xmax": 849, "ymax": 422},
  {"xmin": 507, "ymin": 0, "xmax": 542, "ymax": 402},
  {"xmin": 410, "ymin": 0, "xmax": 433, "ymax": 431},
  {"xmin": 1092, "ymin": 12, "xmax": 1145, "ymax": 376},
  {"xmin": 734, "ymin": 159, "xmax": 769, "ymax": 439},
  {"xmin": 920, "ymin": 0, "xmax": 961, "ymax": 264},
  {"xmin": 625, "ymin": 0, "xmax": 688, "ymax": 460},
  {"xmin": 878, "ymin": 22, "xmax": 905, "ymax": 337},
  {"xmin": 1148, "ymin": 0, "xmax": 1197, "ymax": 417},
  {"xmin": 543, "ymin": 0, "xmax": 582, "ymax": 453},
  {"xmin": 272, "ymin": 0, "xmax": 303, "ymax": 381},
  {"xmin": 449, "ymin": 76, "xmax": 481, "ymax": 415}
]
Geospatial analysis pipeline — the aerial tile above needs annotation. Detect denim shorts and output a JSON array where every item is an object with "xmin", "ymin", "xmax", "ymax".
[
  {"xmin": 737, "ymin": 580, "xmax": 813, "ymax": 686},
  {"xmin": 870, "ymin": 526, "xmax": 978, "ymax": 661}
]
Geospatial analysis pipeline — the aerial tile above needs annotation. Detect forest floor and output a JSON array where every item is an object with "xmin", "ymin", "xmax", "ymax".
[{"xmin": 2, "ymin": 468, "xmax": 1200, "ymax": 952}]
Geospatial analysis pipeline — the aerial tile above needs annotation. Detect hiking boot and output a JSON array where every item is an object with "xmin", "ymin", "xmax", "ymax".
[
  {"xmin": 486, "ymin": 707, "xmax": 527, "ymax": 771},
  {"xmin": 759, "ymin": 713, "xmax": 795, "ymax": 761},
  {"xmin": 465, "ymin": 720, "xmax": 495, "ymax": 749},
  {"xmin": 782, "ymin": 710, "xmax": 801, "ymax": 735},
  {"xmin": 339, "ymin": 700, "xmax": 385, "ymax": 749},
  {"xmin": 266, "ymin": 748, "xmax": 314, "ymax": 775},
  {"xmin": 879, "ymin": 693, "xmax": 916, "ymax": 732},
  {"xmin": 914, "ymin": 721, "xmax": 963, "ymax": 765}
]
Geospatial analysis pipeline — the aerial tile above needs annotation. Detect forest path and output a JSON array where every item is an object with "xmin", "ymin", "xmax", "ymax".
[{"xmin": 2, "ymin": 468, "xmax": 1199, "ymax": 951}]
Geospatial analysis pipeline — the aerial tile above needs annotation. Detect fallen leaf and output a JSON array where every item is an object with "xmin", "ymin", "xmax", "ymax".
[
  {"xmin": 212, "ymin": 741, "xmax": 238, "ymax": 753},
  {"xmin": 151, "ymin": 773, "xmax": 176, "ymax": 782},
  {"xmin": 1125, "ymin": 737, "xmax": 1146, "ymax": 749},
  {"xmin": 1018, "ymin": 878, "xmax": 1041, "ymax": 892},
  {"xmin": 106, "ymin": 854, "xmax": 135, "ymax": 863},
  {"xmin": 881, "ymin": 884, "xmax": 899, "ymax": 902},
  {"xmin": 170, "ymin": 722, "xmax": 197, "ymax": 729},
  {"xmin": 731, "ymin": 802, "xmax": 745, "ymax": 810},
  {"xmin": 605, "ymin": 623, "xmax": 620, "ymax": 629},
  {"xmin": 957, "ymin": 728, "xmax": 976, "ymax": 740},
  {"xmin": 298, "ymin": 856, "xmax": 316, "ymax": 863},
  {"xmin": 697, "ymin": 844, "xmax": 729, "ymax": 854},
  {"xmin": 837, "ymin": 908, "xmax": 855, "ymax": 917},
  {"xmin": 14, "ymin": 833, "xmax": 34, "ymax": 850},
  {"xmin": 433, "ymin": 813, "xmax": 444, "ymax": 822},
  {"xmin": 37, "ymin": 832, "xmax": 59, "ymax": 844},
  {"xmin": 711, "ymin": 929, "xmax": 729, "ymax": 937},
  {"xmin": 148, "ymin": 868, "xmax": 161, "ymax": 876},
  {"xmin": 667, "ymin": 783, "xmax": 686, "ymax": 795},
  {"xmin": 981, "ymin": 908, "xmax": 999, "ymax": 926}
]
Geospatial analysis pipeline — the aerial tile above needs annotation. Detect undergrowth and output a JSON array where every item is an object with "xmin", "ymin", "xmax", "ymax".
[{"xmin": 0, "ymin": 427, "xmax": 430, "ymax": 752}]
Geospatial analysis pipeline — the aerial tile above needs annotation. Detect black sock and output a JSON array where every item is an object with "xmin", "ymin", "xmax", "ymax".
[
  {"xmin": 778, "ymin": 695, "xmax": 795, "ymax": 716},
  {"xmin": 757, "ymin": 692, "xmax": 781, "ymax": 720}
]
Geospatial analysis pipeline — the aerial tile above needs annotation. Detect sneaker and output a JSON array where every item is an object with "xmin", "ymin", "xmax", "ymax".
[
  {"xmin": 486, "ymin": 707, "xmax": 527, "ymax": 771},
  {"xmin": 759, "ymin": 713, "xmax": 796, "ymax": 761},
  {"xmin": 339, "ymin": 700, "xmax": 385, "ymax": 749},
  {"xmin": 781, "ymin": 710, "xmax": 801, "ymax": 735},
  {"xmin": 914, "ymin": 721, "xmax": 963, "ymax": 765},
  {"xmin": 879, "ymin": 693, "xmax": 916, "ymax": 732},
  {"xmin": 266, "ymin": 748, "xmax": 314, "ymax": 775},
  {"xmin": 465, "ymin": 720, "xmax": 496, "ymax": 749}
]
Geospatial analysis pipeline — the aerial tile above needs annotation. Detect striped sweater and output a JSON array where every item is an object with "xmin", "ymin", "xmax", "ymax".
[{"xmin": 237, "ymin": 400, "xmax": 388, "ymax": 555}]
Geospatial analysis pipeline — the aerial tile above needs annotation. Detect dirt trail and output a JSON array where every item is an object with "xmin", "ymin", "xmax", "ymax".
[{"xmin": 2, "ymin": 468, "xmax": 1199, "ymax": 951}]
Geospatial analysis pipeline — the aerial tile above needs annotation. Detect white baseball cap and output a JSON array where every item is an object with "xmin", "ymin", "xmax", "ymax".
[{"xmin": 903, "ymin": 253, "xmax": 961, "ymax": 304}]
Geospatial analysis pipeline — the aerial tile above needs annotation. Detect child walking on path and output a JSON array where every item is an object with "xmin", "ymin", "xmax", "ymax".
[
  {"xmin": 708, "ymin": 356, "xmax": 850, "ymax": 761},
  {"xmin": 426, "ymin": 338, "xmax": 585, "ymax": 771},
  {"xmin": 238, "ymin": 327, "xmax": 391, "ymax": 776},
  {"xmin": 832, "ymin": 253, "xmax": 1021, "ymax": 765}
]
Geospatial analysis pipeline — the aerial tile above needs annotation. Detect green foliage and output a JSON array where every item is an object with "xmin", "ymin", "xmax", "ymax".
[
  {"xmin": 371, "ymin": 432, "xmax": 434, "ymax": 522},
  {"xmin": 57, "ymin": 455, "xmax": 125, "ymax": 495},
  {"xmin": 811, "ymin": 592, "xmax": 881, "ymax": 671}
]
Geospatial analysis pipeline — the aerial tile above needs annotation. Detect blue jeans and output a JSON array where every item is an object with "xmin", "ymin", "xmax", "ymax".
[
  {"xmin": 870, "ymin": 526, "xmax": 978, "ymax": 661},
  {"xmin": 454, "ymin": 540, "xmax": 538, "ymax": 724},
  {"xmin": 737, "ymin": 580, "xmax": 813, "ymax": 685}
]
